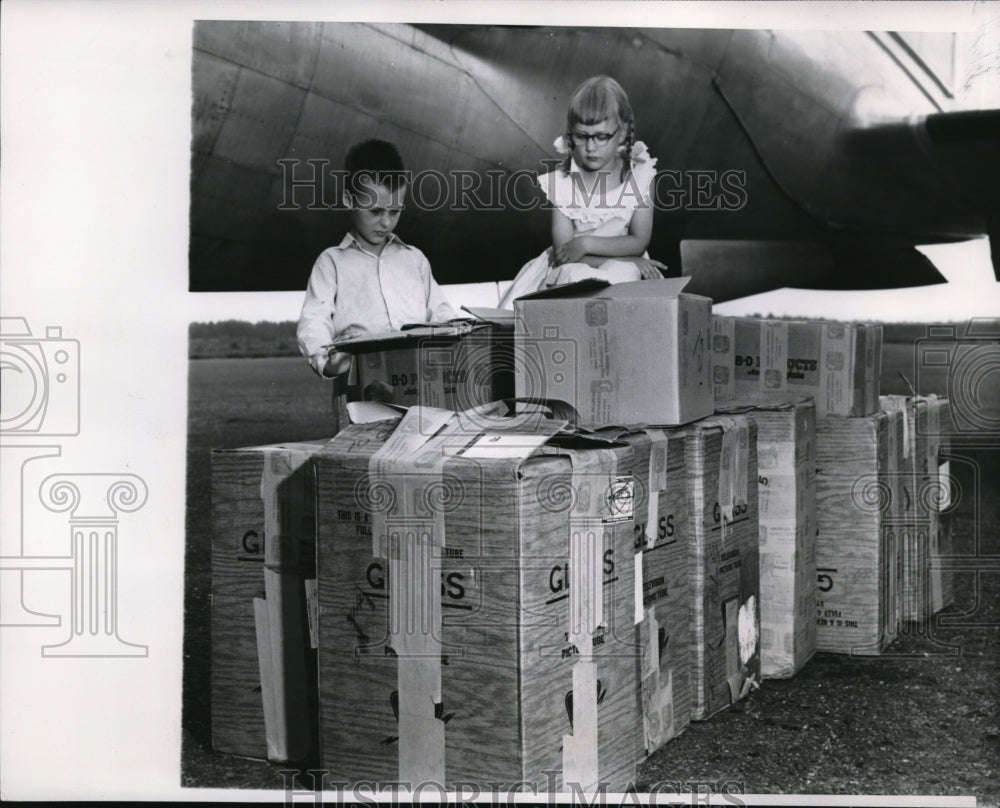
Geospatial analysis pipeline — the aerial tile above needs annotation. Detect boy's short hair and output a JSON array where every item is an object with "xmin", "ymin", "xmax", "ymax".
[{"xmin": 344, "ymin": 139, "xmax": 408, "ymax": 200}]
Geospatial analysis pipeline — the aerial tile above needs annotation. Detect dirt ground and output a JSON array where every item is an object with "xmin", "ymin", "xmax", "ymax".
[{"xmin": 182, "ymin": 356, "xmax": 999, "ymax": 802}]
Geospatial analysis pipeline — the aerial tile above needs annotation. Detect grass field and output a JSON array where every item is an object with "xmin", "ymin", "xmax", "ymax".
[
  {"xmin": 183, "ymin": 351, "xmax": 999, "ymax": 800},
  {"xmin": 183, "ymin": 358, "xmax": 334, "ymax": 788}
]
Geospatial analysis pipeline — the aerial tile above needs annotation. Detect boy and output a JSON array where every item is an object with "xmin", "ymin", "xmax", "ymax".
[{"xmin": 297, "ymin": 139, "xmax": 458, "ymax": 378}]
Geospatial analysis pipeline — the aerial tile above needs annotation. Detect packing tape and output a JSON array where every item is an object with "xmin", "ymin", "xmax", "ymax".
[
  {"xmin": 757, "ymin": 320, "xmax": 789, "ymax": 394},
  {"xmin": 926, "ymin": 395, "xmax": 941, "ymax": 461},
  {"xmin": 724, "ymin": 597, "xmax": 742, "ymax": 704},
  {"xmin": 866, "ymin": 326, "xmax": 881, "ymax": 414},
  {"xmin": 368, "ymin": 406, "xmax": 456, "ymax": 784},
  {"xmin": 369, "ymin": 407, "xmax": 454, "ymax": 557},
  {"xmin": 634, "ymin": 552, "xmax": 644, "ymax": 626},
  {"xmin": 715, "ymin": 417, "xmax": 749, "ymax": 540},
  {"xmin": 566, "ymin": 448, "xmax": 618, "ymax": 654},
  {"xmin": 712, "ymin": 316, "xmax": 735, "ymax": 399},
  {"xmin": 642, "ymin": 607, "xmax": 673, "ymax": 751},
  {"xmin": 396, "ymin": 653, "xmax": 445, "ymax": 784},
  {"xmin": 819, "ymin": 322, "xmax": 853, "ymax": 415},
  {"xmin": 398, "ymin": 701, "xmax": 446, "ymax": 784},
  {"xmin": 902, "ymin": 402, "xmax": 911, "ymax": 460},
  {"xmin": 643, "ymin": 429, "xmax": 669, "ymax": 549},
  {"xmin": 641, "ymin": 606, "xmax": 660, "ymax": 680},
  {"xmin": 562, "ymin": 660, "xmax": 599, "ymax": 792},
  {"xmin": 568, "ymin": 522, "xmax": 602, "ymax": 656},
  {"xmin": 642, "ymin": 669, "xmax": 674, "ymax": 753},
  {"xmin": 886, "ymin": 410, "xmax": 899, "ymax": 517},
  {"xmin": 561, "ymin": 446, "xmax": 620, "ymax": 790},
  {"xmin": 253, "ymin": 597, "xmax": 280, "ymax": 761},
  {"xmin": 881, "ymin": 395, "xmax": 912, "ymax": 460},
  {"xmin": 304, "ymin": 578, "xmax": 318, "ymax": 650},
  {"xmin": 255, "ymin": 569, "xmax": 311, "ymax": 762},
  {"xmin": 387, "ymin": 526, "xmax": 445, "ymax": 782}
]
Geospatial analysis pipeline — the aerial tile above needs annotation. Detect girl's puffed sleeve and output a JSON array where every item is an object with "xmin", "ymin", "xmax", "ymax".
[
  {"xmin": 629, "ymin": 141, "xmax": 658, "ymax": 206},
  {"xmin": 536, "ymin": 168, "xmax": 568, "ymax": 210}
]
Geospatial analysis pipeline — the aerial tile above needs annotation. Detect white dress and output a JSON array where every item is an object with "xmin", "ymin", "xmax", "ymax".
[{"xmin": 498, "ymin": 141, "xmax": 658, "ymax": 309}]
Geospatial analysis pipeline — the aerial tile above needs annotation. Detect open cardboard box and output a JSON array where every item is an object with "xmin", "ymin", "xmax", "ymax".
[
  {"xmin": 332, "ymin": 321, "xmax": 513, "ymax": 411},
  {"xmin": 511, "ymin": 278, "xmax": 713, "ymax": 429}
]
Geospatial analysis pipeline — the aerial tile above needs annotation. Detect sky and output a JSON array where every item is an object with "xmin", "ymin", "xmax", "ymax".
[{"xmin": 185, "ymin": 238, "xmax": 999, "ymax": 324}]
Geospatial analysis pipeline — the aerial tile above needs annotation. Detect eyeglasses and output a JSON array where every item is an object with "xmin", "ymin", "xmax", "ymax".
[{"xmin": 568, "ymin": 128, "xmax": 619, "ymax": 147}]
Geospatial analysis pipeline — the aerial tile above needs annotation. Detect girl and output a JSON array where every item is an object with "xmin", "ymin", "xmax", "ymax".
[{"xmin": 498, "ymin": 75, "xmax": 667, "ymax": 309}]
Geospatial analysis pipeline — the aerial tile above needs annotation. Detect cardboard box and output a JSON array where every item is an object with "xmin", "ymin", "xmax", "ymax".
[
  {"xmin": 210, "ymin": 440, "xmax": 328, "ymax": 762},
  {"xmin": 333, "ymin": 322, "xmax": 513, "ymax": 413},
  {"xmin": 814, "ymin": 413, "xmax": 897, "ymax": 655},
  {"xmin": 513, "ymin": 278, "xmax": 713, "ymax": 428},
  {"xmin": 880, "ymin": 395, "xmax": 932, "ymax": 625},
  {"xmin": 599, "ymin": 428, "xmax": 691, "ymax": 757},
  {"xmin": 877, "ymin": 406, "xmax": 905, "ymax": 640},
  {"xmin": 925, "ymin": 397, "xmax": 954, "ymax": 613},
  {"xmin": 712, "ymin": 316, "xmax": 882, "ymax": 416},
  {"xmin": 313, "ymin": 407, "xmax": 639, "ymax": 791},
  {"xmin": 720, "ymin": 398, "xmax": 817, "ymax": 678},
  {"xmin": 882, "ymin": 395, "xmax": 956, "ymax": 618},
  {"xmin": 680, "ymin": 414, "xmax": 761, "ymax": 720}
]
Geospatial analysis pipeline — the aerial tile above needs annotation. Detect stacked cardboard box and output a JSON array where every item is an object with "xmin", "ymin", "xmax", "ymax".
[
  {"xmin": 879, "ymin": 405, "xmax": 906, "ymax": 640},
  {"xmin": 513, "ymin": 279, "xmax": 713, "ymax": 428},
  {"xmin": 680, "ymin": 414, "xmax": 761, "ymax": 720},
  {"xmin": 312, "ymin": 408, "xmax": 640, "ymax": 790},
  {"xmin": 712, "ymin": 316, "xmax": 882, "ymax": 416},
  {"xmin": 720, "ymin": 398, "xmax": 817, "ymax": 678},
  {"xmin": 814, "ymin": 413, "xmax": 899, "ymax": 655},
  {"xmin": 882, "ymin": 395, "xmax": 955, "ymax": 618},
  {"xmin": 600, "ymin": 428, "xmax": 691, "ymax": 757},
  {"xmin": 925, "ymin": 397, "xmax": 954, "ymax": 613},
  {"xmin": 880, "ymin": 395, "xmax": 931, "ymax": 624},
  {"xmin": 210, "ymin": 440, "xmax": 326, "ymax": 761},
  {"xmin": 333, "ymin": 322, "xmax": 513, "ymax": 412}
]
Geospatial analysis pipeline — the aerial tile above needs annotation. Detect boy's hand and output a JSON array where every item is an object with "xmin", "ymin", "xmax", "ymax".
[
  {"xmin": 552, "ymin": 236, "xmax": 589, "ymax": 266},
  {"xmin": 323, "ymin": 350, "xmax": 353, "ymax": 378}
]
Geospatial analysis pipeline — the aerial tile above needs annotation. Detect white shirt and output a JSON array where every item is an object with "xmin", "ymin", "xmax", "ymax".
[{"xmin": 296, "ymin": 232, "xmax": 458, "ymax": 376}]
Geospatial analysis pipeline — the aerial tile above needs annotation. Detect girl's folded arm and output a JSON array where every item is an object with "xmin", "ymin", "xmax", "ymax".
[
  {"xmin": 552, "ymin": 206, "xmax": 653, "ymax": 265},
  {"xmin": 560, "ymin": 199, "xmax": 666, "ymax": 278},
  {"xmin": 580, "ymin": 200, "xmax": 653, "ymax": 258}
]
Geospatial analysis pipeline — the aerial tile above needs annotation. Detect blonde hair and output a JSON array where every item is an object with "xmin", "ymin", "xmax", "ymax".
[{"xmin": 562, "ymin": 75, "xmax": 635, "ymax": 181}]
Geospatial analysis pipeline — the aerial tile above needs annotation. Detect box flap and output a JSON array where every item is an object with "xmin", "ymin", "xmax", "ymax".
[
  {"xmin": 539, "ymin": 431, "xmax": 630, "ymax": 450},
  {"xmin": 512, "ymin": 278, "xmax": 610, "ymax": 301},
  {"xmin": 461, "ymin": 306, "xmax": 515, "ymax": 328},
  {"xmin": 716, "ymin": 395, "xmax": 814, "ymax": 414},
  {"xmin": 222, "ymin": 439, "xmax": 337, "ymax": 454},
  {"xmin": 514, "ymin": 277, "xmax": 693, "ymax": 304},
  {"xmin": 602, "ymin": 277, "xmax": 692, "ymax": 298},
  {"xmin": 346, "ymin": 400, "xmax": 406, "ymax": 423},
  {"xmin": 334, "ymin": 402, "xmax": 626, "ymax": 460},
  {"xmin": 331, "ymin": 322, "xmax": 483, "ymax": 353}
]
